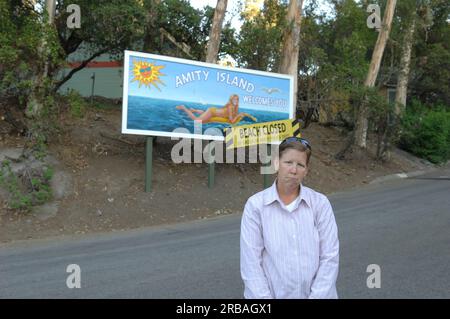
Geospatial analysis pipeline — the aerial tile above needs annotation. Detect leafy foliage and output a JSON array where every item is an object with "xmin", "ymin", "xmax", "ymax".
[
  {"xmin": 66, "ymin": 89, "xmax": 87, "ymax": 118},
  {"xmin": 235, "ymin": 0, "xmax": 287, "ymax": 71},
  {"xmin": 0, "ymin": 1, "xmax": 62, "ymax": 102},
  {"xmin": 399, "ymin": 100, "xmax": 450, "ymax": 164},
  {"xmin": 0, "ymin": 160, "xmax": 54, "ymax": 211}
]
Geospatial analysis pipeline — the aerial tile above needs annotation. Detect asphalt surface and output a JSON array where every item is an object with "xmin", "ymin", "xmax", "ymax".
[{"xmin": 1, "ymin": 165, "xmax": 449, "ymax": 298}]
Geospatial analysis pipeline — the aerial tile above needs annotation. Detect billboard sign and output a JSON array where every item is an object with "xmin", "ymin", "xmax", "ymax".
[{"xmin": 122, "ymin": 50, "xmax": 294, "ymax": 141}]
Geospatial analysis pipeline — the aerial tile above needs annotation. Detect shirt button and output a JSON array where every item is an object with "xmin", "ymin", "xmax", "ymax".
[{"xmin": 293, "ymin": 235, "xmax": 296, "ymax": 239}]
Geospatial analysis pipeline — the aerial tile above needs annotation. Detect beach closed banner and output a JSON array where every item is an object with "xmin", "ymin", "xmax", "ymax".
[
  {"xmin": 225, "ymin": 119, "xmax": 301, "ymax": 149},
  {"xmin": 121, "ymin": 50, "xmax": 294, "ymax": 141}
]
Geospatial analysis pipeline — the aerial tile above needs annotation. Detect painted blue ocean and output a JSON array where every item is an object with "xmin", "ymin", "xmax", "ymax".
[{"xmin": 126, "ymin": 95, "xmax": 288, "ymax": 134}]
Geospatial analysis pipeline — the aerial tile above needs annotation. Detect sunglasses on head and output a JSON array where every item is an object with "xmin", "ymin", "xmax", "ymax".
[{"xmin": 280, "ymin": 137, "xmax": 312, "ymax": 150}]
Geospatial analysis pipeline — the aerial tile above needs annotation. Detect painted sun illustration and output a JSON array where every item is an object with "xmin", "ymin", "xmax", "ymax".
[{"xmin": 131, "ymin": 60, "xmax": 166, "ymax": 90}]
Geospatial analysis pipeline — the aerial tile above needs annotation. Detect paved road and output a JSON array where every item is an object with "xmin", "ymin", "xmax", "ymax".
[{"xmin": 1, "ymin": 166, "xmax": 449, "ymax": 298}]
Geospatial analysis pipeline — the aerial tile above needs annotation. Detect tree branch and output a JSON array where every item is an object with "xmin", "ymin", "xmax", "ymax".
[{"xmin": 53, "ymin": 49, "xmax": 108, "ymax": 92}]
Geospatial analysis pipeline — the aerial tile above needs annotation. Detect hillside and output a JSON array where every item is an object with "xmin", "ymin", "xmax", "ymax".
[{"xmin": 0, "ymin": 105, "xmax": 433, "ymax": 243}]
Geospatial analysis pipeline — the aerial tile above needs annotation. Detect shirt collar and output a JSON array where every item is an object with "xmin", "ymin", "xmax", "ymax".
[{"xmin": 263, "ymin": 180, "xmax": 311, "ymax": 209}]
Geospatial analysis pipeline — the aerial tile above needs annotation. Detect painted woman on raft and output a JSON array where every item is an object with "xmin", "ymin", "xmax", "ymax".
[{"xmin": 176, "ymin": 94, "xmax": 256, "ymax": 124}]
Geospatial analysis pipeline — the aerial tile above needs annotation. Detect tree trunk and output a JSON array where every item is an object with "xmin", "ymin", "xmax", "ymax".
[
  {"xmin": 354, "ymin": 0, "xmax": 397, "ymax": 148},
  {"xmin": 143, "ymin": 0, "xmax": 161, "ymax": 53},
  {"xmin": 26, "ymin": 0, "xmax": 56, "ymax": 118},
  {"xmin": 205, "ymin": 0, "xmax": 228, "ymax": 63},
  {"xmin": 279, "ymin": 0, "xmax": 304, "ymax": 110},
  {"xmin": 395, "ymin": 17, "xmax": 416, "ymax": 116},
  {"xmin": 43, "ymin": 0, "xmax": 55, "ymax": 79}
]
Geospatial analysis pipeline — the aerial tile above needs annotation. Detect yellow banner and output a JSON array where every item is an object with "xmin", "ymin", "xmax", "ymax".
[{"xmin": 225, "ymin": 119, "xmax": 301, "ymax": 149}]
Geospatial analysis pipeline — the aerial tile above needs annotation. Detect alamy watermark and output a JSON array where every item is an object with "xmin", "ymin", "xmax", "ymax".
[
  {"xmin": 366, "ymin": 264, "xmax": 381, "ymax": 288},
  {"xmin": 170, "ymin": 122, "xmax": 279, "ymax": 175},
  {"xmin": 367, "ymin": 4, "xmax": 381, "ymax": 31},
  {"xmin": 66, "ymin": 4, "xmax": 81, "ymax": 29},
  {"xmin": 66, "ymin": 264, "xmax": 81, "ymax": 289}
]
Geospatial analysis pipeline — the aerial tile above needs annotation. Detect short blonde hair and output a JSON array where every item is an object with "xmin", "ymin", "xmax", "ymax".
[{"xmin": 278, "ymin": 138, "xmax": 312, "ymax": 165}]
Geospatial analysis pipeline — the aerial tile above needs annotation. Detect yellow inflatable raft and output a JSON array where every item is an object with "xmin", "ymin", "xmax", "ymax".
[{"xmin": 209, "ymin": 114, "xmax": 257, "ymax": 124}]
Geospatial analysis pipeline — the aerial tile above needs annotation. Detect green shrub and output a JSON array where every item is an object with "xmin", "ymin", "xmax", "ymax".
[
  {"xmin": 399, "ymin": 100, "xmax": 450, "ymax": 164},
  {"xmin": 0, "ymin": 160, "xmax": 54, "ymax": 211},
  {"xmin": 67, "ymin": 89, "xmax": 87, "ymax": 118},
  {"xmin": 43, "ymin": 166, "xmax": 54, "ymax": 181}
]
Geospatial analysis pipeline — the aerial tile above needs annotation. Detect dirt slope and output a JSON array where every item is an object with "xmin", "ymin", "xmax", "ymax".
[{"xmin": 0, "ymin": 106, "xmax": 431, "ymax": 243}]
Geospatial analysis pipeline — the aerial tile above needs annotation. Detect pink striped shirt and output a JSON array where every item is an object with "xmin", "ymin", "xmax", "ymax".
[{"xmin": 240, "ymin": 182, "xmax": 339, "ymax": 299}]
